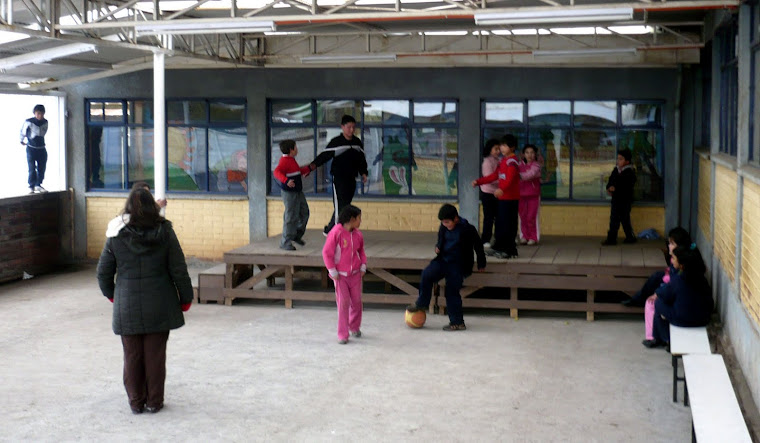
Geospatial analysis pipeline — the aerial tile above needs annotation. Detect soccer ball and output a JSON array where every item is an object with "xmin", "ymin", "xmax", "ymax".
[{"xmin": 405, "ymin": 308, "xmax": 426, "ymax": 328}]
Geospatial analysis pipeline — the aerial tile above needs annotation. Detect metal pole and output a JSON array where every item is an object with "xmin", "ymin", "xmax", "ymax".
[{"xmin": 153, "ymin": 51, "xmax": 167, "ymax": 203}]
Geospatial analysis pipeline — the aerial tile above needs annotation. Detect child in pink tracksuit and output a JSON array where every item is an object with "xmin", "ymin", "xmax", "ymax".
[
  {"xmin": 322, "ymin": 205, "xmax": 367, "ymax": 344},
  {"xmin": 518, "ymin": 144, "xmax": 541, "ymax": 245}
]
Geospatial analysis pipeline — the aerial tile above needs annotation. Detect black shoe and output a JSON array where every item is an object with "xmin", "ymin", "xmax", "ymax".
[
  {"xmin": 131, "ymin": 406, "xmax": 144, "ymax": 415},
  {"xmin": 406, "ymin": 304, "xmax": 424, "ymax": 312},
  {"xmin": 443, "ymin": 323, "xmax": 466, "ymax": 331},
  {"xmin": 622, "ymin": 298, "xmax": 643, "ymax": 307},
  {"xmin": 601, "ymin": 239, "xmax": 617, "ymax": 246},
  {"xmin": 642, "ymin": 339, "xmax": 663, "ymax": 348},
  {"xmin": 623, "ymin": 237, "xmax": 638, "ymax": 244},
  {"xmin": 280, "ymin": 244, "xmax": 296, "ymax": 251},
  {"xmin": 293, "ymin": 238, "xmax": 305, "ymax": 246},
  {"xmin": 145, "ymin": 404, "xmax": 163, "ymax": 413}
]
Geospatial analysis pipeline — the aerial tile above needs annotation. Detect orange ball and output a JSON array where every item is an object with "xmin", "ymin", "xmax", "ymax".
[{"xmin": 405, "ymin": 309, "xmax": 426, "ymax": 328}]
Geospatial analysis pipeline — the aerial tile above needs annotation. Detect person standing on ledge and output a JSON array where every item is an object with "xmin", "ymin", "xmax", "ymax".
[
  {"xmin": 310, "ymin": 115, "xmax": 368, "ymax": 236},
  {"xmin": 20, "ymin": 104, "xmax": 48, "ymax": 193}
]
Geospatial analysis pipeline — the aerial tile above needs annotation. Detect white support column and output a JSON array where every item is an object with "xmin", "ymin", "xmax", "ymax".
[{"xmin": 153, "ymin": 50, "xmax": 166, "ymax": 203}]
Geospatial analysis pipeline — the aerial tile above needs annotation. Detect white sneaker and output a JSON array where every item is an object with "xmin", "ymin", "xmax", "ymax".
[
  {"xmin": 482, "ymin": 242, "xmax": 491, "ymax": 249},
  {"xmin": 34, "ymin": 186, "xmax": 47, "ymax": 193},
  {"xmin": 527, "ymin": 240, "xmax": 537, "ymax": 246},
  {"xmin": 519, "ymin": 239, "xmax": 528, "ymax": 245}
]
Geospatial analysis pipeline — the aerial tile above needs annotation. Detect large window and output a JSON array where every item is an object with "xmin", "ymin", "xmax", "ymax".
[
  {"xmin": 718, "ymin": 21, "xmax": 739, "ymax": 156},
  {"xmin": 482, "ymin": 100, "xmax": 664, "ymax": 202},
  {"xmin": 269, "ymin": 99, "xmax": 458, "ymax": 197},
  {"xmin": 751, "ymin": 3, "xmax": 760, "ymax": 162},
  {"xmin": 86, "ymin": 98, "xmax": 247, "ymax": 193}
]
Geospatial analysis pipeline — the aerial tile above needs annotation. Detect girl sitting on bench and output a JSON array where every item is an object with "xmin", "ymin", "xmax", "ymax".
[{"xmin": 643, "ymin": 245, "xmax": 714, "ymax": 348}]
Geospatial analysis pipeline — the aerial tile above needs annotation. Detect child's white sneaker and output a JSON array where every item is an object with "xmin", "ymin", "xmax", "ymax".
[
  {"xmin": 519, "ymin": 238, "xmax": 528, "ymax": 245},
  {"xmin": 527, "ymin": 240, "xmax": 537, "ymax": 246},
  {"xmin": 350, "ymin": 330, "xmax": 361, "ymax": 338},
  {"xmin": 338, "ymin": 339, "xmax": 348, "ymax": 345},
  {"xmin": 482, "ymin": 242, "xmax": 491, "ymax": 249}
]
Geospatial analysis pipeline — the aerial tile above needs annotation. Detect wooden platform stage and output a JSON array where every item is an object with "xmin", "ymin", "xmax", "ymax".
[{"xmin": 222, "ymin": 230, "xmax": 666, "ymax": 320}]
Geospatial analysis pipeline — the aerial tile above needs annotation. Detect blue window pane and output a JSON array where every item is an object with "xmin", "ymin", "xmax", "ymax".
[
  {"xmin": 168, "ymin": 127, "xmax": 208, "ymax": 191},
  {"xmin": 210, "ymin": 127, "xmax": 248, "ymax": 193},
  {"xmin": 89, "ymin": 126, "xmax": 125, "ymax": 189}
]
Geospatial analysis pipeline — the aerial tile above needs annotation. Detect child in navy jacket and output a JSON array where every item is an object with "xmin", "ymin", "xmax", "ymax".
[
  {"xmin": 273, "ymin": 139, "xmax": 312, "ymax": 250},
  {"xmin": 602, "ymin": 148, "xmax": 637, "ymax": 245}
]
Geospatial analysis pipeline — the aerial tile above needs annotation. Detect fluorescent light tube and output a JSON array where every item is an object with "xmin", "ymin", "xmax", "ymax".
[
  {"xmin": 300, "ymin": 54, "xmax": 397, "ymax": 64},
  {"xmin": 135, "ymin": 20, "xmax": 275, "ymax": 35},
  {"xmin": 533, "ymin": 48, "xmax": 637, "ymax": 57},
  {"xmin": 475, "ymin": 7, "xmax": 633, "ymax": 26},
  {"xmin": 0, "ymin": 43, "xmax": 97, "ymax": 72}
]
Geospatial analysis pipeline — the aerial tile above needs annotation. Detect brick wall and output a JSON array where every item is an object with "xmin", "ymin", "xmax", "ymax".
[
  {"xmin": 268, "ymin": 199, "xmax": 664, "ymax": 238},
  {"xmin": 741, "ymin": 180, "xmax": 760, "ymax": 324},
  {"xmin": 87, "ymin": 197, "xmax": 249, "ymax": 260},
  {"xmin": 714, "ymin": 165, "xmax": 737, "ymax": 282},
  {"xmin": 698, "ymin": 156, "xmax": 712, "ymax": 242},
  {"xmin": 267, "ymin": 199, "xmax": 447, "ymax": 236},
  {"xmin": 0, "ymin": 192, "xmax": 72, "ymax": 283}
]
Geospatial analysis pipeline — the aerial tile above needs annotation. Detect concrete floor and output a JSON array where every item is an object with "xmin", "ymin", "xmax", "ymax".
[{"xmin": 0, "ymin": 265, "xmax": 697, "ymax": 442}]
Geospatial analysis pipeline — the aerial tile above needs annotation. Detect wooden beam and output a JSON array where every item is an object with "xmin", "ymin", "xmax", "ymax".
[{"xmin": 369, "ymin": 268, "xmax": 418, "ymax": 297}]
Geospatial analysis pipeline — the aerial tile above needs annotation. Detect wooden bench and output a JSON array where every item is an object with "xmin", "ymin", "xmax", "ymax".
[
  {"xmin": 669, "ymin": 325, "xmax": 711, "ymax": 405},
  {"xmin": 682, "ymin": 354, "xmax": 752, "ymax": 442}
]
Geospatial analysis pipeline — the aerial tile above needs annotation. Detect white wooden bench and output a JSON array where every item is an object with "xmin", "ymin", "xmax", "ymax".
[
  {"xmin": 669, "ymin": 325, "xmax": 711, "ymax": 404},
  {"xmin": 682, "ymin": 354, "xmax": 752, "ymax": 442}
]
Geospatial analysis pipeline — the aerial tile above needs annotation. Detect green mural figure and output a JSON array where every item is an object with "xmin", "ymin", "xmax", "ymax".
[{"xmin": 381, "ymin": 135, "xmax": 411, "ymax": 195}]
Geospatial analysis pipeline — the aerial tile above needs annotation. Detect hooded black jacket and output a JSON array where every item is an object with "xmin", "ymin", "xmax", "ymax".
[
  {"xmin": 97, "ymin": 217, "xmax": 193, "ymax": 335},
  {"xmin": 434, "ymin": 217, "xmax": 487, "ymax": 278}
]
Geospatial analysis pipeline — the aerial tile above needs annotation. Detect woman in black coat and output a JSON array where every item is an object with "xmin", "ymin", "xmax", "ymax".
[{"xmin": 97, "ymin": 187, "xmax": 194, "ymax": 414}]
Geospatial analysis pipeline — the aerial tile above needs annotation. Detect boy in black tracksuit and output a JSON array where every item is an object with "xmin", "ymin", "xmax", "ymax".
[
  {"xmin": 407, "ymin": 204, "xmax": 487, "ymax": 331},
  {"xmin": 20, "ymin": 104, "xmax": 49, "ymax": 193},
  {"xmin": 310, "ymin": 115, "xmax": 368, "ymax": 235},
  {"xmin": 602, "ymin": 148, "xmax": 637, "ymax": 245}
]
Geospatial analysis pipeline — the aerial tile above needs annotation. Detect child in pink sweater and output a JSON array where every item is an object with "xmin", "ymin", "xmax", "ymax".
[
  {"xmin": 322, "ymin": 205, "xmax": 367, "ymax": 344},
  {"xmin": 518, "ymin": 144, "xmax": 542, "ymax": 245}
]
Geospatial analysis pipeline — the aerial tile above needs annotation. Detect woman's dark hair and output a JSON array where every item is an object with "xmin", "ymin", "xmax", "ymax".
[
  {"xmin": 483, "ymin": 138, "xmax": 500, "ymax": 157},
  {"xmin": 522, "ymin": 144, "xmax": 537, "ymax": 155},
  {"xmin": 672, "ymin": 245, "xmax": 706, "ymax": 282},
  {"xmin": 123, "ymin": 187, "xmax": 163, "ymax": 229},
  {"xmin": 131, "ymin": 181, "xmax": 150, "ymax": 192},
  {"xmin": 338, "ymin": 204, "xmax": 362, "ymax": 225},
  {"xmin": 668, "ymin": 227, "xmax": 691, "ymax": 248}
]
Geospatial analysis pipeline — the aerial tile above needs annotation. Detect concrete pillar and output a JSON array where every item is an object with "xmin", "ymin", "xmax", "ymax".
[{"xmin": 153, "ymin": 51, "xmax": 166, "ymax": 202}]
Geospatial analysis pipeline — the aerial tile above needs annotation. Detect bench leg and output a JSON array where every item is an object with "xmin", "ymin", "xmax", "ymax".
[
  {"xmin": 672, "ymin": 355, "xmax": 678, "ymax": 403},
  {"xmin": 684, "ymin": 380, "xmax": 689, "ymax": 407},
  {"xmin": 510, "ymin": 287, "xmax": 518, "ymax": 320},
  {"xmin": 586, "ymin": 290, "xmax": 594, "ymax": 321}
]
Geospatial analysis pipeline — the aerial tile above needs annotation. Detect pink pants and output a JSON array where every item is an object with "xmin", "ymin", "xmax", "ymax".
[
  {"xmin": 644, "ymin": 298, "xmax": 655, "ymax": 340},
  {"xmin": 519, "ymin": 196, "xmax": 540, "ymax": 242},
  {"xmin": 334, "ymin": 272, "xmax": 363, "ymax": 341}
]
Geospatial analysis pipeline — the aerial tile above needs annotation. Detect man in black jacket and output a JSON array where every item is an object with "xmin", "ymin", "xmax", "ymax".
[
  {"xmin": 407, "ymin": 204, "xmax": 487, "ymax": 331},
  {"xmin": 310, "ymin": 115, "xmax": 368, "ymax": 235},
  {"xmin": 602, "ymin": 148, "xmax": 637, "ymax": 246}
]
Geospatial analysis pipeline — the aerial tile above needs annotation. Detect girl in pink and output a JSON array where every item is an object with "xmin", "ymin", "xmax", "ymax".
[
  {"xmin": 479, "ymin": 139, "xmax": 501, "ymax": 247},
  {"xmin": 322, "ymin": 204, "xmax": 367, "ymax": 344},
  {"xmin": 518, "ymin": 144, "xmax": 542, "ymax": 245}
]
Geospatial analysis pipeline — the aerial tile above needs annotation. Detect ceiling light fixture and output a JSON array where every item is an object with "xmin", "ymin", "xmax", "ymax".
[
  {"xmin": 475, "ymin": 7, "xmax": 633, "ymax": 26},
  {"xmin": 300, "ymin": 53, "xmax": 397, "ymax": 64},
  {"xmin": 135, "ymin": 20, "xmax": 275, "ymax": 35},
  {"xmin": 0, "ymin": 43, "xmax": 97, "ymax": 72}
]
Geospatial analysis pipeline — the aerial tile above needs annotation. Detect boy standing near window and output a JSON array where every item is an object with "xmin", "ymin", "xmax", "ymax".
[
  {"xmin": 310, "ymin": 115, "xmax": 368, "ymax": 236},
  {"xmin": 274, "ymin": 139, "xmax": 312, "ymax": 251},
  {"xmin": 602, "ymin": 148, "xmax": 637, "ymax": 246},
  {"xmin": 20, "ymin": 104, "xmax": 48, "ymax": 193}
]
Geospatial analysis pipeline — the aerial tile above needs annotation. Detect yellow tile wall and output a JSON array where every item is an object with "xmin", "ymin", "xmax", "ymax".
[
  {"xmin": 268, "ymin": 199, "xmax": 663, "ymax": 238},
  {"xmin": 267, "ymin": 199, "xmax": 450, "ymax": 236},
  {"xmin": 87, "ymin": 197, "xmax": 249, "ymax": 260},
  {"xmin": 741, "ymin": 180, "xmax": 760, "ymax": 324},
  {"xmin": 698, "ymin": 156, "xmax": 712, "ymax": 242},
  {"xmin": 714, "ymin": 165, "xmax": 737, "ymax": 282}
]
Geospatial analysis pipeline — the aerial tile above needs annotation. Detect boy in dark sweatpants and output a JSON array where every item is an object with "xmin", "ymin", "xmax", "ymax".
[
  {"xmin": 407, "ymin": 204, "xmax": 486, "ymax": 331},
  {"xmin": 602, "ymin": 148, "xmax": 637, "ymax": 246},
  {"xmin": 310, "ymin": 115, "xmax": 368, "ymax": 236},
  {"xmin": 273, "ymin": 139, "xmax": 312, "ymax": 251},
  {"xmin": 20, "ymin": 104, "xmax": 48, "ymax": 193}
]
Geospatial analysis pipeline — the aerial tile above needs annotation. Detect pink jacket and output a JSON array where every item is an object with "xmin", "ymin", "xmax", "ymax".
[
  {"xmin": 322, "ymin": 224, "xmax": 367, "ymax": 278},
  {"xmin": 479, "ymin": 156, "xmax": 500, "ymax": 194},
  {"xmin": 519, "ymin": 161, "xmax": 541, "ymax": 198}
]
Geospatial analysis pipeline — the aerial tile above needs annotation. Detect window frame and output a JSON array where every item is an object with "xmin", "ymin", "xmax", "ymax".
[
  {"xmin": 480, "ymin": 98, "xmax": 665, "ymax": 202},
  {"xmin": 85, "ymin": 97, "xmax": 248, "ymax": 193},
  {"xmin": 718, "ymin": 21, "xmax": 739, "ymax": 157},
  {"xmin": 750, "ymin": 3, "xmax": 760, "ymax": 163},
  {"xmin": 267, "ymin": 98, "xmax": 460, "ymax": 198}
]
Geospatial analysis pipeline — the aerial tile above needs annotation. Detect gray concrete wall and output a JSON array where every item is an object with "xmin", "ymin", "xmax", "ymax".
[{"xmin": 63, "ymin": 67, "xmax": 679, "ymax": 259}]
